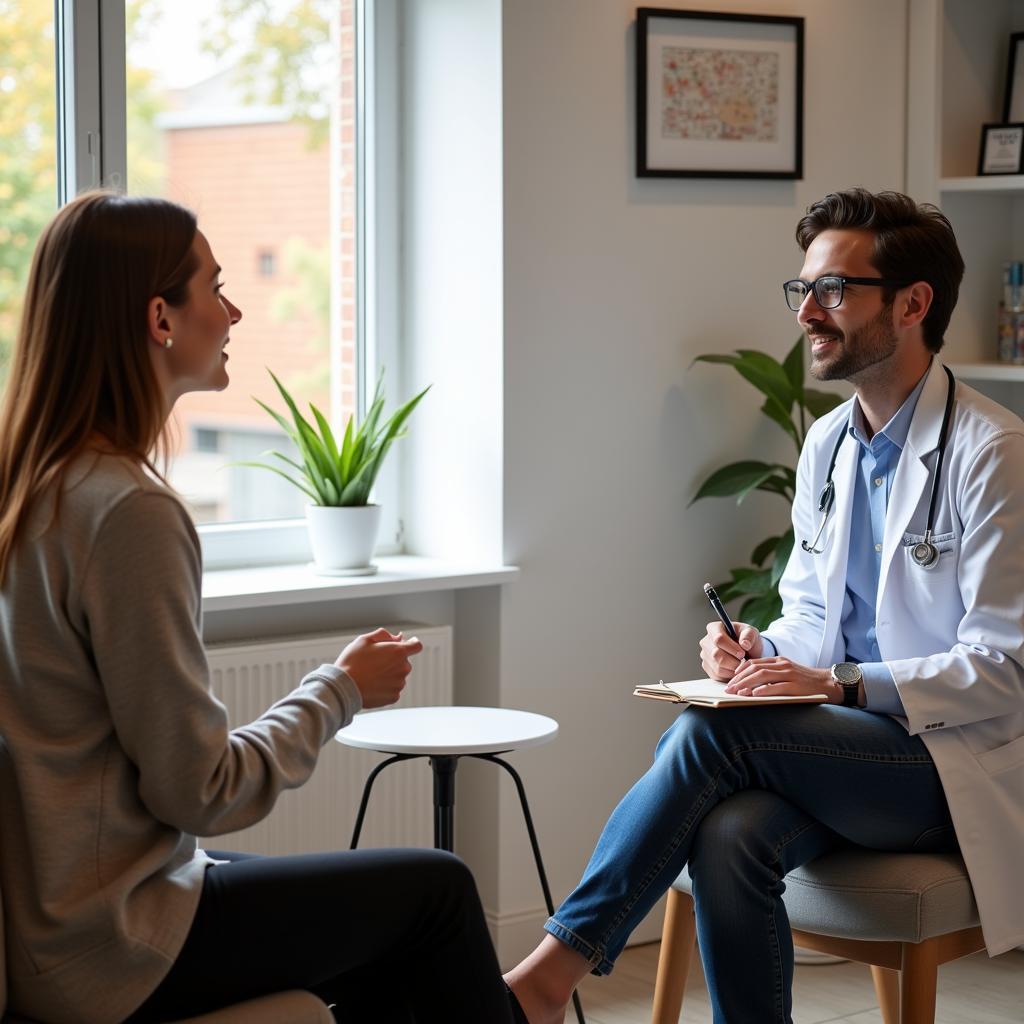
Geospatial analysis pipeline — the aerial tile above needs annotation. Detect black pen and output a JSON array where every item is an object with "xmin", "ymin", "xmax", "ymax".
[{"xmin": 703, "ymin": 582, "xmax": 746, "ymax": 657}]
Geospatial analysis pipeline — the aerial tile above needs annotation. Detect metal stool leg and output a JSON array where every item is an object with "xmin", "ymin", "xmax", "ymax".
[
  {"xmin": 478, "ymin": 753, "xmax": 586, "ymax": 1024},
  {"xmin": 429, "ymin": 755, "xmax": 459, "ymax": 852},
  {"xmin": 349, "ymin": 753, "xmax": 420, "ymax": 849}
]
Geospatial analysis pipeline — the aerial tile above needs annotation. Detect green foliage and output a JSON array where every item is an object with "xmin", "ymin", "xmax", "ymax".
[
  {"xmin": 201, "ymin": 0, "xmax": 331, "ymax": 148},
  {"xmin": 242, "ymin": 368, "xmax": 430, "ymax": 506},
  {"xmin": 692, "ymin": 337, "xmax": 843, "ymax": 630},
  {"xmin": 0, "ymin": 0, "xmax": 58, "ymax": 388}
]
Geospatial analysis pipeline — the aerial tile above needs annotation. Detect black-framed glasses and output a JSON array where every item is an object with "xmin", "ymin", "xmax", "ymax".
[{"xmin": 782, "ymin": 276, "xmax": 905, "ymax": 312}]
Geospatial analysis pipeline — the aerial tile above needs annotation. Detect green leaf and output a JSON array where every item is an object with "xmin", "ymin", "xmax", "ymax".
[
  {"xmin": 769, "ymin": 530, "xmax": 795, "ymax": 587},
  {"xmin": 782, "ymin": 336, "xmax": 805, "ymax": 401},
  {"xmin": 248, "ymin": 367, "xmax": 429, "ymax": 505},
  {"xmin": 232, "ymin": 460, "xmax": 319, "ymax": 501},
  {"xmin": 729, "ymin": 566, "xmax": 773, "ymax": 595},
  {"xmin": 691, "ymin": 461, "xmax": 782, "ymax": 504},
  {"xmin": 803, "ymin": 387, "xmax": 845, "ymax": 419},
  {"xmin": 692, "ymin": 353, "xmax": 741, "ymax": 367},
  {"xmin": 750, "ymin": 535, "xmax": 781, "ymax": 566},
  {"xmin": 738, "ymin": 591, "xmax": 783, "ymax": 632},
  {"xmin": 311, "ymin": 404, "xmax": 341, "ymax": 479},
  {"xmin": 732, "ymin": 350, "xmax": 794, "ymax": 412},
  {"xmin": 760, "ymin": 393, "xmax": 801, "ymax": 448},
  {"xmin": 754, "ymin": 474, "xmax": 794, "ymax": 500}
]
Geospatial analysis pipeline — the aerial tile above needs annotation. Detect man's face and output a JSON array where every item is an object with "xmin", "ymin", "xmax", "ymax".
[{"xmin": 795, "ymin": 229, "xmax": 899, "ymax": 382}]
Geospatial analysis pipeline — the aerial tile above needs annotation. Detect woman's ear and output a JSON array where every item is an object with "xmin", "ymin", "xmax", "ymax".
[{"xmin": 146, "ymin": 295, "xmax": 174, "ymax": 349}]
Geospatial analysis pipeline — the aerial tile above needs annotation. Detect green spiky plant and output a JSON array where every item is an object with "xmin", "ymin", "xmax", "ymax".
[
  {"xmin": 244, "ymin": 369, "xmax": 430, "ymax": 506},
  {"xmin": 691, "ymin": 337, "xmax": 843, "ymax": 629}
]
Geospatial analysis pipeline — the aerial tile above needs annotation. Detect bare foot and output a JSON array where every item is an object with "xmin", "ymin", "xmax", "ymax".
[{"xmin": 504, "ymin": 935, "xmax": 590, "ymax": 1024}]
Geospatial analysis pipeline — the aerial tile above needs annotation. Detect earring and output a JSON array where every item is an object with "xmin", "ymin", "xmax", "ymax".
[{"xmin": 164, "ymin": 337, "xmax": 174, "ymax": 349}]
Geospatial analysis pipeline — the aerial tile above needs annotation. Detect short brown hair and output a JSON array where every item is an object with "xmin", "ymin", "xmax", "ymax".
[{"xmin": 795, "ymin": 188, "xmax": 964, "ymax": 353}]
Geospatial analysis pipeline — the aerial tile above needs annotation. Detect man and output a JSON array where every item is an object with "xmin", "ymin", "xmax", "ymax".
[{"xmin": 505, "ymin": 189, "xmax": 1024, "ymax": 1024}]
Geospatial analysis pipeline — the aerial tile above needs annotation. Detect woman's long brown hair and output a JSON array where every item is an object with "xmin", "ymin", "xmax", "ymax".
[{"xmin": 0, "ymin": 190, "xmax": 198, "ymax": 583}]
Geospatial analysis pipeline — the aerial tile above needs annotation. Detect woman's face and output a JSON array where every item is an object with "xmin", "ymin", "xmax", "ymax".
[{"xmin": 161, "ymin": 231, "xmax": 242, "ymax": 399}]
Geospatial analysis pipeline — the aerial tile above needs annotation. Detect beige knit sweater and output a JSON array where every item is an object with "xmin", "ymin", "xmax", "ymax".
[{"xmin": 0, "ymin": 452, "xmax": 361, "ymax": 1023}]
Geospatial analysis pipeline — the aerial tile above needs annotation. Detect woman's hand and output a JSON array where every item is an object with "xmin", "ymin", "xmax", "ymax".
[
  {"xmin": 336, "ymin": 628, "xmax": 424, "ymax": 709},
  {"xmin": 725, "ymin": 656, "xmax": 836, "ymax": 701},
  {"xmin": 699, "ymin": 621, "xmax": 764, "ymax": 680}
]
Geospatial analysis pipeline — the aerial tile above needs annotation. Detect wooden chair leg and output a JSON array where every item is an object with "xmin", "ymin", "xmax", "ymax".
[
  {"xmin": 651, "ymin": 889, "xmax": 696, "ymax": 1024},
  {"xmin": 899, "ymin": 939, "xmax": 939, "ymax": 1024},
  {"xmin": 870, "ymin": 965, "xmax": 899, "ymax": 1024}
]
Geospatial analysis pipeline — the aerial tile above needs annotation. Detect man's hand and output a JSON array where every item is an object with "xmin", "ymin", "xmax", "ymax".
[
  {"xmin": 336, "ymin": 628, "xmax": 424, "ymax": 709},
  {"xmin": 725, "ymin": 656, "xmax": 839, "ymax": 702},
  {"xmin": 699, "ymin": 621, "xmax": 765, "ymax": 680}
]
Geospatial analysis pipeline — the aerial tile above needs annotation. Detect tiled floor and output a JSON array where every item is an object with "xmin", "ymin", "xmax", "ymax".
[{"xmin": 575, "ymin": 942, "xmax": 1024, "ymax": 1023}]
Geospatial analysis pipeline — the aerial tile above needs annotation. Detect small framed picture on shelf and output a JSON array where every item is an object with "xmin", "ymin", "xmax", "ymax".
[
  {"xmin": 635, "ymin": 8, "xmax": 804, "ymax": 179},
  {"xmin": 1003, "ymin": 32, "xmax": 1024, "ymax": 122},
  {"xmin": 978, "ymin": 123, "xmax": 1024, "ymax": 175}
]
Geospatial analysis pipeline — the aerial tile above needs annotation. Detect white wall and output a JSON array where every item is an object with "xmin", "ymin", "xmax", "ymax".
[{"xmin": 402, "ymin": 0, "xmax": 909, "ymax": 967}]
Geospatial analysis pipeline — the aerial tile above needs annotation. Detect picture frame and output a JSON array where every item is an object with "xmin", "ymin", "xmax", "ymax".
[
  {"xmin": 635, "ymin": 7, "xmax": 804, "ymax": 179},
  {"xmin": 978, "ymin": 122, "xmax": 1024, "ymax": 176},
  {"xmin": 1002, "ymin": 32, "xmax": 1024, "ymax": 123}
]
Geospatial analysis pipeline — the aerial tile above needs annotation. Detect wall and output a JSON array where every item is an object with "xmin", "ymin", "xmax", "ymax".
[{"xmin": 401, "ymin": 0, "xmax": 909, "ymax": 967}]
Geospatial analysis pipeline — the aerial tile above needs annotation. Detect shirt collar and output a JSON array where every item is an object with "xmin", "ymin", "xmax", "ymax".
[{"xmin": 847, "ymin": 363, "xmax": 931, "ymax": 452}]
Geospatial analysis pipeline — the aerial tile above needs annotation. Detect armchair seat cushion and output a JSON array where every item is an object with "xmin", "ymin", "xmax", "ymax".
[{"xmin": 672, "ymin": 849, "xmax": 978, "ymax": 944}]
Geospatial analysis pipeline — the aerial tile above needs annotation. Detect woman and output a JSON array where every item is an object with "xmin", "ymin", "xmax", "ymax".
[{"xmin": 0, "ymin": 191, "xmax": 518, "ymax": 1024}]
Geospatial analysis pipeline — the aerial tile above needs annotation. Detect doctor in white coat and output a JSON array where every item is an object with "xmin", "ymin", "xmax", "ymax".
[{"xmin": 506, "ymin": 189, "xmax": 1024, "ymax": 1024}]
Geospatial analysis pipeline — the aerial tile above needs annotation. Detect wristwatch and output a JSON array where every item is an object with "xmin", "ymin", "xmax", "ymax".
[{"xmin": 830, "ymin": 663, "xmax": 863, "ymax": 707}]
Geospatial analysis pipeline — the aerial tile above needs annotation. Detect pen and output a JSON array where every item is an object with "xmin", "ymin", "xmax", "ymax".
[{"xmin": 703, "ymin": 582, "xmax": 745, "ymax": 656}]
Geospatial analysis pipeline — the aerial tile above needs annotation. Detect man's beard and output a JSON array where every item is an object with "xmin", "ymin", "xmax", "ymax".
[{"xmin": 808, "ymin": 304, "xmax": 898, "ymax": 381}]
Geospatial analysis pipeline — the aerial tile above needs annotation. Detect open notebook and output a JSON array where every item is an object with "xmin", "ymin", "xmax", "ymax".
[{"xmin": 633, "ymin": 678, "xmax": 829, "ymax": 708}]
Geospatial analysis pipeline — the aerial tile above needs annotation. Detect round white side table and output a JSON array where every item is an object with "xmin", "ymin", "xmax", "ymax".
[{"xmin": 336, "ymin": 706, "xmax": 586, "ymax": 1024}]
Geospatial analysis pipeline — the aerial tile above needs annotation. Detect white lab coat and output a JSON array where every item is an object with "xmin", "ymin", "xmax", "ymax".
[{"xmin": 766, "ymin": 360, "xmax": 1024, "ymax": 955}]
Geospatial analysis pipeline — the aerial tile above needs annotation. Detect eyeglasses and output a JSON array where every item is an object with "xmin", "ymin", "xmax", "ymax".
[{"xmin": 782, "ymin": 276, "xmax": 905, "ymax": 312}]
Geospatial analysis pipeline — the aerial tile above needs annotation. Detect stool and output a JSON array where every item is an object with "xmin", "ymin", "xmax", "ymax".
[{"xmin": 336, "ymin": 706, "xmax": 585, "ymax": 1024}]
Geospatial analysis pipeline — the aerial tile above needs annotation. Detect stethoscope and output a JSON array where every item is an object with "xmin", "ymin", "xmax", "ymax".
[{"xmin": 801, "ymin": 364, "xmax": 956, "ymax": 569}]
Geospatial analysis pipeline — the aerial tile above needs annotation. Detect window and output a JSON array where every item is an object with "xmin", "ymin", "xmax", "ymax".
[
  {"xmin": 0, "ymin": 0, "xmax": 58, "ymax": 396},
  {"xmin": 3, "ymin": 0, "xmax": 404, "ymax": 568},
  {"xmin": 123, "ymin": 0, "xmax": 360, "ymax": 528},
  {"xmin": 257, "ymin": 249, "xmax": 277, "ymax": 277}
]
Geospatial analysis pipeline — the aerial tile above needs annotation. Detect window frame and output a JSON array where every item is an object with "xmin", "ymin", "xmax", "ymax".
[{"xmin": 59, "ymin": 0, "xmax": 402, "ymax": 571}]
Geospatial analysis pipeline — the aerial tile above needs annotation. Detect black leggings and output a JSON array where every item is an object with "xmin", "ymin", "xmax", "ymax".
[{"xmin": 126, "ymin": 848, "xmax": 514, "ymax": 1024}]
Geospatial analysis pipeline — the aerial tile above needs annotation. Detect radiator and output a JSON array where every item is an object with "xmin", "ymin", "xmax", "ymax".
[{"xmin": 201, "ymin": 624, "xmax": 452, "ymax": 855}]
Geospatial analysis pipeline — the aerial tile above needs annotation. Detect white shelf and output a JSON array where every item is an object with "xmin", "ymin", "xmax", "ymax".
[
  {"xmin": 202, "ymin": 555, "xmax": 520, "ymax": 613},
  {"xmin": 947, "ymin": 362, "xmax": 1024, "ymax": 382},
  {"xmin": 940, "ymin": 175, "xmax": 1024, "ymax": 196}
]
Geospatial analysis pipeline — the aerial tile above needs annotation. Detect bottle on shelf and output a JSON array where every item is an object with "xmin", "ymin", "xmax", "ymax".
[{"xmin": 998, "ymin": 261, "xmax": 1024, "ymax": 364}]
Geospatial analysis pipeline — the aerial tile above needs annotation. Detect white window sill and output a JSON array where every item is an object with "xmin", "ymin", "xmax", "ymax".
[{"xmin": 201, "ymin": 555, "xmax": 519, "ymax": 613}]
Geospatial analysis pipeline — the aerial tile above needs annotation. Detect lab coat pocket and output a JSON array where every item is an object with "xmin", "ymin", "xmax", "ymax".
[
  {"xmin": 901, "ymin": 531, "xmax": 959, "ymax": 578},
  {"xmin": 975, "ymin": 733, "xmax": 1024, "ymax": 776}
]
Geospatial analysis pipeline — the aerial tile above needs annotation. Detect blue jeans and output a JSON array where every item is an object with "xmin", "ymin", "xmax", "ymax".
[{"xmin": 545, "ymin": 705, "xmax": 957, "ymax": 1024}]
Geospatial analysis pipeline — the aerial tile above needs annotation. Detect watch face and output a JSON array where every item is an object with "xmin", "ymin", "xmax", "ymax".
[{"xmin": 833, "ymin": 663, "xmax": 861, "ymax": 684}]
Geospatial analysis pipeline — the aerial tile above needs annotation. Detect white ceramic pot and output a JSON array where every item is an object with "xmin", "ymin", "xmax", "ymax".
[{"xmin": 305, "ymin": 504, "xmax": 382, "ymax": 575}]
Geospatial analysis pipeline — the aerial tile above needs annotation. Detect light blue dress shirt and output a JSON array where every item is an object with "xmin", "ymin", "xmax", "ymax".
[{"xmin": 763, "ymin": 370, "xmax": 930, "ymax": 715}]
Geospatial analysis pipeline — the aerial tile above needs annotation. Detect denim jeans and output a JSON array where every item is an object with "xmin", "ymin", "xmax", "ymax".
[{"xmin": 545, "ymin": 705, "xmax": 957, "ymax": 1024}]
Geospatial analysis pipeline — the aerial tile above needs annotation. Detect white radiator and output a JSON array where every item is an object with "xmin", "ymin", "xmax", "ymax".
[{"xmin": 200, "ymin": 624, "xmax": 452, "ymax": 855}]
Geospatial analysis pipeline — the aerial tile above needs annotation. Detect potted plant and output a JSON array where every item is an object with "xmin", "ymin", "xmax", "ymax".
[
  {"xmin": 691, "ymin": 337, "xmax": 843, "ymax": 628},
  {"xmin": 244, "ymin": 368, "xmax": 430, "ymax": 575}
]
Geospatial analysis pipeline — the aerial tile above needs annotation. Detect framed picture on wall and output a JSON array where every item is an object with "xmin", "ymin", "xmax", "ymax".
[
  {"xmin": 635, "ymin": 8, "xmax": 804, "ymax": 179},
  {"xmin": 1003, "ymin": 32, "xmax": 1024, "ymax": 122}
]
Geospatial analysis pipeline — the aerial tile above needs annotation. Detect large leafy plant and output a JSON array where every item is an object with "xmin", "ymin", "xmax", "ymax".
[
  {"xmin": 245, "ymin": 369, "xmax": 430, "ymax": 506},
  {"xmin": 691, "ymin": 337, "xmax": 843, "ymax": 629}
]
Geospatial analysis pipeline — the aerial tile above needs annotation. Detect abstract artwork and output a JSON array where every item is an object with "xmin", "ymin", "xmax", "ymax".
[{"xmin": 636, "ymin": 9, "xmax": 803, "ymax": 179}]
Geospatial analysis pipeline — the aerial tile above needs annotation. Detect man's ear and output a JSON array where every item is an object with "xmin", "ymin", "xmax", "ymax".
[
  {"xmin": 897, "ymin": 281, "xmax": 933, "ymax": 330},
  {"xmin": 146, "ymin": 295, "xmax": 175, "ymax": 348}
]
